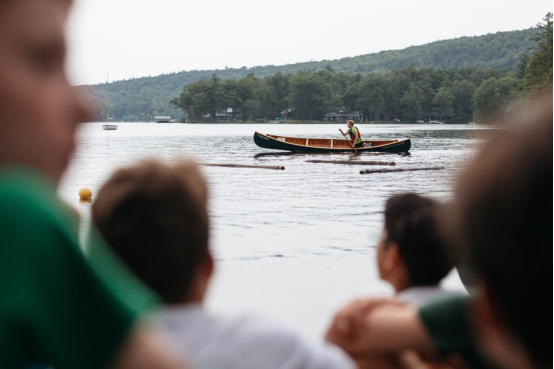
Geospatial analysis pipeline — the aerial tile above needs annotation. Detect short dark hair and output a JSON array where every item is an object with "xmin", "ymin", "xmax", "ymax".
[
  {"xmin": 92, "ymin": 160, "xmax": 209, "ymax": 304},
  {"xmin": 455, "ymin": 89, "xmax": 552, "ymax": 367},
  {"xmin": 384, "ymin": 193, "xmax": 453, "ymax": 286}
]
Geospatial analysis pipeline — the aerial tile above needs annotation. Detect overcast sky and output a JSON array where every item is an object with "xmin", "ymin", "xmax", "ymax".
[{"xmin": 66, "ymin": 0, "xmax": 552, "ymax": 86}]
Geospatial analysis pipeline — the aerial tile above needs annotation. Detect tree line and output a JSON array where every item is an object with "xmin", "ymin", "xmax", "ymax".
[
  {"xmin": 172, "ymin": 14, "xmax": 551, "ymax": 124},
  {"xmin": 171, "ymin": 67, "xmax": 496, "ymax": 123}
]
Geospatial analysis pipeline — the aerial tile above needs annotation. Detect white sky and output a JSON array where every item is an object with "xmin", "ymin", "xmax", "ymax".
[{"xmin": 66, "ymin": 0, "xmax": 553, "ymax": 86}]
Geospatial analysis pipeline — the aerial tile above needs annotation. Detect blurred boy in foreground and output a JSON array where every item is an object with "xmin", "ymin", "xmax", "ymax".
[
  {"xmin": 377, "ymin": 193, "xmax": 455, "ymax": 305},
  {"xmin": 0, "ymin": 0, "xmax": 181, "ymax": 367},
  {"xmin": 92, "ymin": 159, "xmax": 355, "ymax": 369},
  {"xmin": 325, "ymin": 90, "xmax": 553, "ymax": 369}
]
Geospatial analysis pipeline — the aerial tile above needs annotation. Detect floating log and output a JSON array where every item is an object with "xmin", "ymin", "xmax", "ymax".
[
  {"xmin": 201, "ymin": 163, "xmax": 285, "ymax": 170},
  {"xmin": 254, "ymin": 152, "xmax": 296, "ymax": 158},
  {"xmin": 360, "ymin": 167, "xmax": 445, "ymax": 175},
  {"xmin": 306, "ymin": 160, "xmax": 396, "ymax": 166}
]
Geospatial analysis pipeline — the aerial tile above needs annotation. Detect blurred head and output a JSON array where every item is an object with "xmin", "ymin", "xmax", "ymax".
[
  {"xmin": 347, "ymin": 120, "xmax": 354, "ymax": 127},
  {"xmin": 92, "ymin": 160, "xmax": 212, "ymax": 305},
  {"xmin": 0, "ymin": 0, "xmax": 91, "ymax": 183},
  {"xmin": 454, "ymin": 89, "xmax": 552, "ymax": 369},
  {"xmin": 377, "ymin": 193, "xmax": 453, "ymax": 292}
]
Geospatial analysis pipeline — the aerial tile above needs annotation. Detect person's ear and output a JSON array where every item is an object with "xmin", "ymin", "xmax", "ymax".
[
  {"xmin": 189, "ymin": 250, "xmax": 214, "ymax": 303},
  {"xmin": 383, "ymin": 242, "xmax": 400, "ymax": 270},
  {"xmin": 204, "ymin": 251, "xmax": 214, "ymax": 279},
  {"xmin": 196, "ymin": 250, "xmax": 214, "ymax": 282}
]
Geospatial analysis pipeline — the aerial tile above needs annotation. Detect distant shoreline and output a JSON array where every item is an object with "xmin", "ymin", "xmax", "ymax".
[{"xmin": 91, "ymin": 121, "xmax": 478, "ymax": 125}]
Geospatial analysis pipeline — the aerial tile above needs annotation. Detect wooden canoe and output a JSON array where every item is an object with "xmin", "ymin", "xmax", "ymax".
[{"xmin": 253, "ymin": 132, "xmax": 411, "ymax": 153}]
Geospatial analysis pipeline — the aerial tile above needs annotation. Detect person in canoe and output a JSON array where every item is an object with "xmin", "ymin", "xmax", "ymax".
[{"xmin": 339, "ymin": 120, "xmax": 364, "ymax": 148}]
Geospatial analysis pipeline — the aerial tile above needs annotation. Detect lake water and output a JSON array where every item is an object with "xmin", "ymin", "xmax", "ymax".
[{"xmin": 59, "ymin": 122, "xmax": 489, "ymax": 341}]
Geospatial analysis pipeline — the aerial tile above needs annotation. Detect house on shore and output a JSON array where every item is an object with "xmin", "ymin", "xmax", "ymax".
[
  {"xmin": 424, "ymin": 112, "xmax": 447, "ymax": 123},
  {"xmin": 154, "ymin": 115, "xmax": 171, "ymax": 123},
  {"xmin": 202, "ymin": 108, "xmax": 234, "ymax": 122},
  {"xmin": 280, "ymin": 108, "xmax": 295, "ymax": 120},
  {"xmin": 324, "ymin": 110, "xmax": 363, "ymax": 122}
]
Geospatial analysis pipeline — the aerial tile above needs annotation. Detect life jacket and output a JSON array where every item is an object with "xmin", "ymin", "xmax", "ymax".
[{"xmin": 349, "ymin": 127, "xmax": 362, "ymax": 142}]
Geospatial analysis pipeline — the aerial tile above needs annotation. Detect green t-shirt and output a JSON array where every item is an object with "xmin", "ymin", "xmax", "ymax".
[
  {"xmin": 0, "ymin": 167, "xmax": 158, "ymax": 369},
  {"xmin": 346, "ymin": 127, "xmax": 362, "ymax": 144},
  {"xmin": 419, "ymin": 295, "xmax": 498, "ymax": 369}
]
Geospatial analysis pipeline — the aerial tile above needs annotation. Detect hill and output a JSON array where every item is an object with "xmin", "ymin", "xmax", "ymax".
[{"xmin": 84, "ymin": 28, "xmax": 536, "ymax": 121}]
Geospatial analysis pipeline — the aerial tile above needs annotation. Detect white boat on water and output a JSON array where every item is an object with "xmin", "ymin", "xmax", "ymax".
[
  {"xmin": 102, "ymin": 111, "xmax": 118, "ymax": 130},
  {"xmin": 429, "ymin": 120, "xmax": 444, "ymax": 124}
]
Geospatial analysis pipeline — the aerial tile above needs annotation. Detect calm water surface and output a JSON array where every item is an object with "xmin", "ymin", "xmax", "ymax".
[{"xmin": 59, "ymin": 123, "xmax": 490, "ymax": 340}]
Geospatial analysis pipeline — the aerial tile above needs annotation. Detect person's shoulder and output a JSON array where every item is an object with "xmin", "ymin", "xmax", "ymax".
[
  {"xmin": 421, "ymin": 293, "xmax": 469, "ymax": 310},
  {"xmin": 417, "ymin": 293, "xmax": 473, "ymax": 353},
  {"xmin": 164, "ymin": 311, "xmax": 304, "ymax": 354},
  {"xmin": 230, "ymin": 314, "xmax": 304, "ymax": 347},
  {"xmin": 158, "ymin": 309, "xmax": 354, "ymax": 369},
  {"xmin": 217, "ymin": 314, "xmax": 354, "ymax": 369},
  {"xmin": 418, "ymin": 293, "xmax": 469, "ymax": 323},
  {"xmin": 0, "ymin": 167, "xmax": 78, "ymax": 247},
  {"xmin": 398, "ymin": 286, "xmax": 461, "ymax": 306},
  {"xmin": 0, "ymin": 167, "xmax": 60, "ymax": 215}
]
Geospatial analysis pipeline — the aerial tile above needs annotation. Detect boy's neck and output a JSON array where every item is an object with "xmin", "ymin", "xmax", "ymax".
[{"xmin": 387, "ymin": 272, "xmax": 411, "ymax": 294}]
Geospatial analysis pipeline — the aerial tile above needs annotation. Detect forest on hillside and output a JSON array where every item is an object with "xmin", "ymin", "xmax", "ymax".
[
  {"xmin": 172, "ymin": 67, "xmax": 508, "ymax": 123},
  {"xmin": 172, "ymin": 14, "xmax": 552, "ymax": 124},
  {"xmin": 83, "ymin": 28, "xmax": 538, "ymax": 122}
]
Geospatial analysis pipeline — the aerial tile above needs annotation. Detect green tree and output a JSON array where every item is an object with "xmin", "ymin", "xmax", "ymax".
[
  {"xmin": 342, "ymin": 74, "xmax": 362, "ymax": 112},
  {"xmin": 450, "ymin": 80, "xmax": 476, "ymax": 123},
  {"xmin": 244, "ymin": 99, "xmax": 262, "ymax": 120},
  {"xmin": 358, "ymin": 75, "xmax": 386, "ymax": 120},
  {"xmin": 205, "ymin": 74, "xmax": 224, "ymax": 122},
  {"xmin": 472, "ymin": 76, "xmax": 522, "ymax": 122},
  {"xmin": 516, "ymin": 52, "xmax": 530, "ymax": 79},
  {"xmin": 236, "ymin": 75, "xmax": 258, "ymax": 121},
  {"xmin": 266, "ymin": 72, "xmax": 290, "ymax": 119},
  {"xmin": 400, "ymin": 84, "xmax": 424, "ymax": 121},
  {"xmin": 171, "ymin": 75, "xmax": 225, "ymax": 122},
  {"xmin": 289, "ymin": 71, "xmax": 329, "ymax": 120},
  {"xmin": 221, "ymin": 79, "xmax": 242, "ymax": 121},
  {"xmin": 368, "ymin": 87, "xmax": 386, "ymax": 121},
  {"xmin": 524, "ymin": 12, "xmax": 553, "ymax": 91},
  {"xmin": 432, "ymin": 87, "xmax": 455, "ymax": 121}
]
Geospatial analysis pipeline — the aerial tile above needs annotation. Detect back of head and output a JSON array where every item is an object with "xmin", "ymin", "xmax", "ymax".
[
  {"xmin": 455, "ymin": 88, "xmax": 553, "ymax": 367},
  {"xmin": 384, "ymin": 193, "xmax": 453, "ymax": 286},
  {"xmin": 92, "ymin": 160, "xmax": 209, "ymax": 304}
]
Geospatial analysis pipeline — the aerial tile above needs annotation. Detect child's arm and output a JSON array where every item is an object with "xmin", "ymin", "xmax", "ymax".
[{"xmin": 325, "ymin": 299, "xmax": 436, "ymax": 359}]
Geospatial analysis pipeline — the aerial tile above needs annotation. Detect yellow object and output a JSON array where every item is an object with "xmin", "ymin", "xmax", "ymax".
[{"xmin": 79, "ymin": 187, "xmax": 93, "ymax": 201}]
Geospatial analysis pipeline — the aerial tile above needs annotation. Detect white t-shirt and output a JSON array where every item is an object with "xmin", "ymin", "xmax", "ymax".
[
  {"xmin": 396, "ymin": 286, "xmax": 456, "ymax": 306},
  {"xmin": 156, "ymin": 305, "xmax": 355, "ymax": 369}
]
